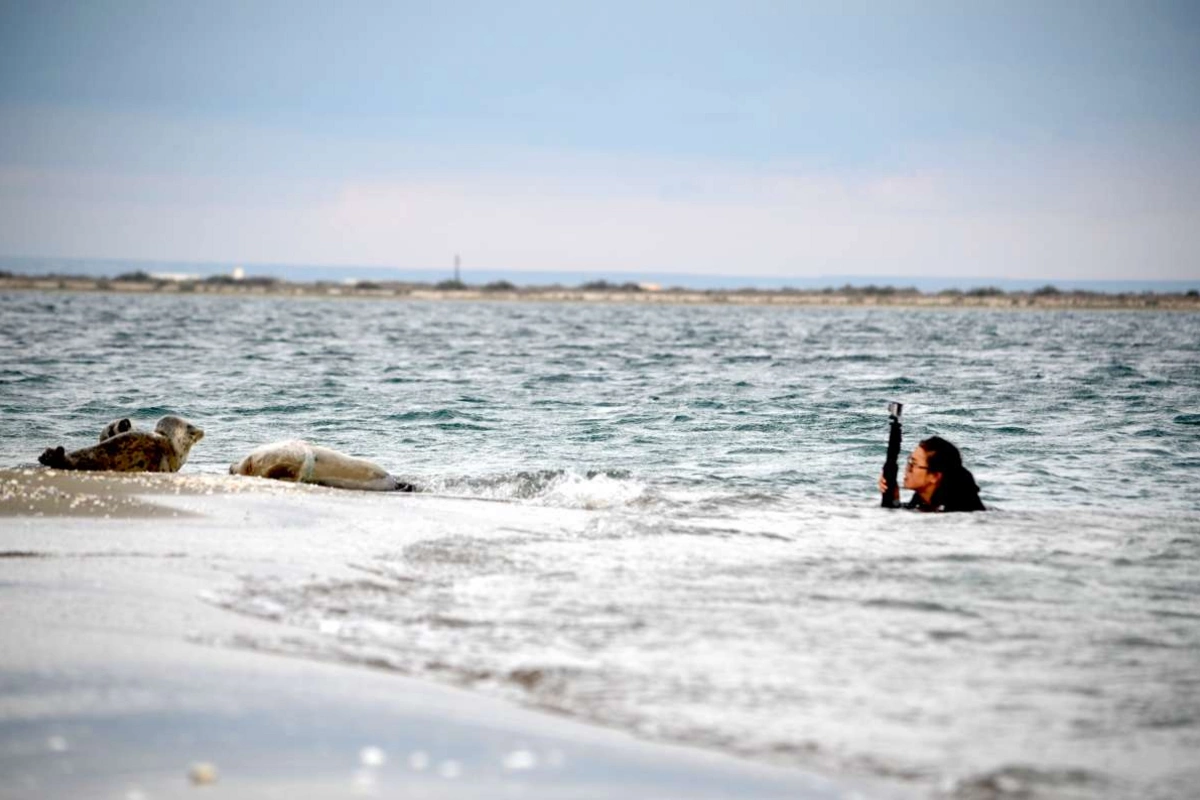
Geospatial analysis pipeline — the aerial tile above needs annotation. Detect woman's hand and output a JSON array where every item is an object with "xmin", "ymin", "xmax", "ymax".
[{"xmin": 879, "ymin": 474, "xmax": 899, "ymax": 500}]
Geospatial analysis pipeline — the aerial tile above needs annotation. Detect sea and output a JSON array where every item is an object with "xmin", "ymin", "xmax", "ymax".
[{"xmin": 2, "ymin": 290, "xmax": 1198, "ymax": 799}]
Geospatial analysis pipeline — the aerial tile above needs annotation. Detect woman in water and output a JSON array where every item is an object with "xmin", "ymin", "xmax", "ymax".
[{"xmin": 879, "ymin": 436, "xmax": 985, "ymax": 512}]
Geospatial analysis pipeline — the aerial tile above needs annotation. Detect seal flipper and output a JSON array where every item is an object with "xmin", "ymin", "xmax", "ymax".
[
  {"xmin": 265, "ymin": 463, "xmax": 301, "ymax": 481},
  {"xmin": 38, "ymin": 446, "xmax": 68, "ymax": 469},
  {"xmin": 99, "ymin": 418, "xmax": 134, "ymax": 442}
]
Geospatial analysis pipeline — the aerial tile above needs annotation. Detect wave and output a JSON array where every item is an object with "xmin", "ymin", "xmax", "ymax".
[
  {"xmin": 943, "ymin": 764, "xmax": 1111, "ymax": 800},
  {"xmin": 523, "ymin": 373, "xmax": 607, "ymax": 385},
  {"xmin": 387, "ymin": 409, "xmax": 473, "ymax": 422},
  {"xmin": 0, "ymin": 369, "xmax": 53, "ymax": 385},
  {"xmin": 861, "ymin": 598, "xmax": 982, "ymax": 618},
  {"xmin": 423, "ymin": 468, "xmax": 653, "ymax": 510}
]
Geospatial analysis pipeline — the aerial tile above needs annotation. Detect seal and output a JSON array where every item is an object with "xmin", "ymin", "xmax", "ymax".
[
  {"xmin": 230, "ymin": 440, "xmax": 416, "ymax": 492},
  {"xmin": 39, "ymin": 415, "xmax": 204, "ymax": 472},
  {"xmin": 99, "ymin": 418, "xmax": 134, "ymax": 441}
]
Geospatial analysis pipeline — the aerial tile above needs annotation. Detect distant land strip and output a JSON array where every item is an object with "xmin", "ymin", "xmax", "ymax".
[{"xmin": 2, "ymin": 270, "xmax": 1198, "ymax": 310}]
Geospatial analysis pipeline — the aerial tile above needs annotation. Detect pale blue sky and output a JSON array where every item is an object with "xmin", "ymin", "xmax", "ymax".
[{"xmin": 1, "ymin": 1, "xmax": 1198, "ymax": 281}]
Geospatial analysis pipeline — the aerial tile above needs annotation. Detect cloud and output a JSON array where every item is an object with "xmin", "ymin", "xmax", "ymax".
[{"xmin": 0, "ymin": 108, "xmax": 1197, "ymax": 280}]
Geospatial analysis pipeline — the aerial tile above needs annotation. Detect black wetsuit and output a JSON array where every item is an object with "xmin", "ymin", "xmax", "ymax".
[{"xmin": 905, "ymin": 493, "xmax": 986, "ymax": 512}]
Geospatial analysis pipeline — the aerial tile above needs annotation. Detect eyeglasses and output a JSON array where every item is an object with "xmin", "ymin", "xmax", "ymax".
[{"xmin": 906, "ymin": 458, "xmax": 929, "ymax": 472}]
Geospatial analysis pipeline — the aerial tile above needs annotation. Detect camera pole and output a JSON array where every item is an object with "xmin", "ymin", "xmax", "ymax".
[{"xmin": 882, "ymin": 402, "xmax": 903, "ymax": 508}]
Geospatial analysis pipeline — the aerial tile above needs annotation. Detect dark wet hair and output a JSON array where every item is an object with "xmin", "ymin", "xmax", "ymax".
[{"xmin": 919, "ymin": 436, "xmax": 985, "ymax": 512}]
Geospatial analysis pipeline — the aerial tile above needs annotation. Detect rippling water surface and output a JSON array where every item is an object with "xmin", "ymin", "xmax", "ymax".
[{"xmin": 2, "ymin": 291, "xmax": 1199, "ymax": 798}]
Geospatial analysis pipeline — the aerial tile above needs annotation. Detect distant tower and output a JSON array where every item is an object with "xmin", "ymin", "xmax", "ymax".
[{"xmin": 454, "ymin": 254, "xmax": 461, "ymax": 283}]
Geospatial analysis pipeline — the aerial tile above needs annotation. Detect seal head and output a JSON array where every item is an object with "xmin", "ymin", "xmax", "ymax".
[
  {"xmin": 230, "ymin": 439, "xmax": 313, "ymax": 482},
  {"xmin": 154, "ymin": 415, "xmax": 205, "ymax": 470}
]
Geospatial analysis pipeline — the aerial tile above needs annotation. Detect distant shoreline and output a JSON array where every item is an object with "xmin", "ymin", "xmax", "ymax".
[{"xmin": 3, "ymin": 271, "xmax": 1198, "ymax": 310}]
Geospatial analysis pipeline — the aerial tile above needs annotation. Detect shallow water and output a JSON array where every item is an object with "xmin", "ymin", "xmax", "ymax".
[{"xmin": 2, "ymin": 291, "xmax": 1199, "ymax": 798}]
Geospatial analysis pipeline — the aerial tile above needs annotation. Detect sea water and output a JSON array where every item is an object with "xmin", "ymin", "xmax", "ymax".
[{"xmin": 1, "ymin": 291, "xmax": 1198, "ymax": 798}]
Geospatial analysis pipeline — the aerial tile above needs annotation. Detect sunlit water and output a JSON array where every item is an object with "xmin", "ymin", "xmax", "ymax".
[{"xmin": 2, "ymin": 291, "xmax": 1199, "ymax": 798}]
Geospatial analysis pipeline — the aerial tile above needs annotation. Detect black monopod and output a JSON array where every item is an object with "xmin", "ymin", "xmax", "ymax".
[{"xmin": 881, "ymin": 401, "xmax": 903, "ymax": 508}]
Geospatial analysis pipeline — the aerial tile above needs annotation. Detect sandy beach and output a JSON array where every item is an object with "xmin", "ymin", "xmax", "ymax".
[{"xmin": 0, "ymin": 469, "xmax": 876, "ymax": 800}]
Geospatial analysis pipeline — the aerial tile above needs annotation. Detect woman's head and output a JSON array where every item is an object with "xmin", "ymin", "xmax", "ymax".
[
  {"xmin": 919, "ymin": 436, "xmax": 963, "ymax": 477},
  {"xmin": 906, "ymin": 436, "xmax": 984, "ymax": 511},
  {"xmin": 903, "ymin": 436, "xmax": 962, "ymax": 493}
]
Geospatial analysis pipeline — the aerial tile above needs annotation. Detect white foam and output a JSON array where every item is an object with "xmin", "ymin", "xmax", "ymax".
[
  {"xmin": 534, "ymin": 471, "xmax": 648, "ymax": 510},
  {"xmin": 421, "ymin": 469, "xmax": 653, "ymax": 510}
]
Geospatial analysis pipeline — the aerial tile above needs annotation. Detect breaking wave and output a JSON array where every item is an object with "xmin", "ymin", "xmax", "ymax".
[{"xmin": 422, "ymin": 469, "xmax": 656, "ymax": 510}]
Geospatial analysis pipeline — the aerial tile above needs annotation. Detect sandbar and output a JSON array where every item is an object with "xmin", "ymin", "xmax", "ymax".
[{"xmin": 0, "ymin": 469, "xmax": 882, "ymax": 799}]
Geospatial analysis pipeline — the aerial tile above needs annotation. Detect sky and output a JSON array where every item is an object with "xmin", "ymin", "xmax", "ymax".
[{"xmin": 1, "ymin": 0, "xmax": 1198, "ymax": 283}]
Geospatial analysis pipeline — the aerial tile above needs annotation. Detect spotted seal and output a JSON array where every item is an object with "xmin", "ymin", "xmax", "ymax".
[
  {"xmin": 230, "ymin": 440, "xmax": 416, "ymax": 492},
  {"xmin": 39, "ymin": 415, "xmax": 204, "ymax": 472}
]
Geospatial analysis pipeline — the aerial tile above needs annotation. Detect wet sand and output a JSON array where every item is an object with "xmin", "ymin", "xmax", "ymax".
[
  {"xmin": 0, "ymin": 469, "xmax": 262, "ymax": 518},
  {"xmin": 0, "ymin": 469, "xmax": 877, "ymax": 799}
]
